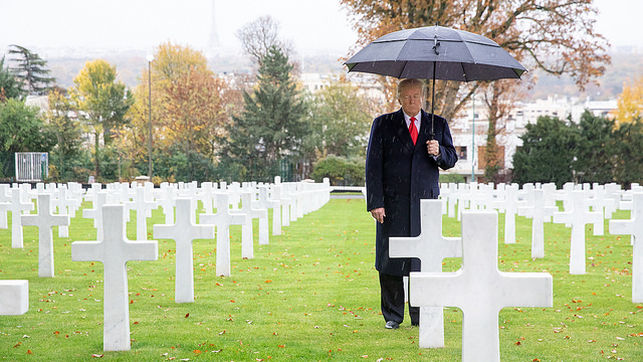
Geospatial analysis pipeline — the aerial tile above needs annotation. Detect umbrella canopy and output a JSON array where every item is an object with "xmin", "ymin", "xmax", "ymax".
[
  {"xmin": 345, "ymin": 25, "xmax": 526, "ymax": 138},
  {"xmin": 345, "ymin": 25, "xmax": 526, "ymax": 81}
]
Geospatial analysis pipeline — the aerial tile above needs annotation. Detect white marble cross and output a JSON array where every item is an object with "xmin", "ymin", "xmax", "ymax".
[
  {"xmin": 0, "ymin": 184, "xmax": 9, "ymax": 228},
  {"xmin": 0, "ymin": 201, "xmax": 9, "ymax": 230},
  {"xmin": 9, "ymin": 188, "xmax": 34, "ymax": 248},
  {"xmin": 230, "ymin": 192, "xmax": 259, "ymax": 258},
  {"xmin": 21, "ymin": 194, "xmax": 69, "ymax": 277},
  {"xmin": 200, "ymin": 193, "xmax": 247, "ymax": 277},
  {"xmin": 83, "ymin": 191, "xmax": 108, "ymax": 240},
  {"xmin": 134, "ymin": 187, "xmax": 156, "ymax": 240},
  {"xmin": 257, "ymin": 186, "xmax": 281, "ymax": 236},
  {"xmin": 72, "ymin": 204, "xmax": 158, "ymax": 351},
  {"xmin": 503, "ymin": 185, "xmax": 519, "ymax": 244},
  {"xmin": 609, "ymin": 192, "xmax": 643, "ymax": 303},
  {"xmin": 553, "ymin": 190, "xmax": 602, "ymax": 274},
  {"xmin": 249, "ymin": 191, "xmax": 270, "ymax": 245},
  {"xmin": 518, "ymin": 189, "xmax": 557, "ymax": 259},
  {"xmin": 153, "ymin": 198, "xmax": 214, "ymax": 303},
  {"xmin": 158, "ymin": 183, "xmax": 177, "ymax": 224},
  {"xmin": 389, "ymin": 199, "xmax": 462, "ymax": 348},
  {"xmin": 410, "ymin": 211, "xmax": 552, "ymax": 362},
  {"xmin": 0, "ymin": 280, "xmax": 29, "ymax": 315}
]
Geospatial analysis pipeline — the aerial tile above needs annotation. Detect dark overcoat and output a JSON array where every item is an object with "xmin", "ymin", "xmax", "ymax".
[{"xmin": 365, "ymin": 108, "xmax": 457, "ymax": 276}]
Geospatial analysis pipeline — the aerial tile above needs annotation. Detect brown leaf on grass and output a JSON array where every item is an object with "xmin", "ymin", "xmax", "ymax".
[
  {"xmin": 193, "ymin": 350, "xmax": 201, "ymax": 354},
  {"xmin": 13, "ymin": 342, "xmax": 21, "ymax": 348},
  {"xmin": 185, "ymin": 313, "xmax": 190, "ymax": 318},
  {"xmin": 515, "ymin": 341, "xmax": 521, "ymax": 346},
  {"xmin": 26, "ymin": 350, "xmax": 33, "ymax": 354},
  {"xmin": 278, "ymin": 344, "xmax": 285, "ymax": 348}
]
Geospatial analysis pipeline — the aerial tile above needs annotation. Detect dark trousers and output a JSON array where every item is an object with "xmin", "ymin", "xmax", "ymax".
[{"xmin": 379, "ymin": 272, "xmax": 419, "ymax": 325}]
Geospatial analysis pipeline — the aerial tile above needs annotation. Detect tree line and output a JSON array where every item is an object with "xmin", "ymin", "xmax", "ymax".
[
  {"xmin": 0, "ymin": 35, "xmax": 375, "ymax": 184},
  {"xmin": 1, "ymin": 3, "xmax": 641, "ymax": 186}
]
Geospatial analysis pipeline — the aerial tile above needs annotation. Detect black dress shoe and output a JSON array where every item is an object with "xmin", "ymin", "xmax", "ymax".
[
  {"xmin": 411, "ymin": 321, "xmax": 419, "ymax": 327},
  {"xmin": 385, "ymin": 321, "xmax": 400, "ymax": 329}
]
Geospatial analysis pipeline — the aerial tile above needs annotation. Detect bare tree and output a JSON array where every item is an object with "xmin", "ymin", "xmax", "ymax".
[{"xmin": 236, "ymin": 16, "xmax": 288, "ymax": 64}]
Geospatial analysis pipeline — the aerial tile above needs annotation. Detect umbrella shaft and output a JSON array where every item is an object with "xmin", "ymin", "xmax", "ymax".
[{"xmin": 430, "ymin": 62, "xmax": 436, "ymax": 140}]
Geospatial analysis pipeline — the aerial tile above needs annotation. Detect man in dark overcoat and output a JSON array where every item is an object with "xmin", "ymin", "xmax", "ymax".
[{"xmin": 365, "ymin": 78, "xmax": 457, "ymax": 329}]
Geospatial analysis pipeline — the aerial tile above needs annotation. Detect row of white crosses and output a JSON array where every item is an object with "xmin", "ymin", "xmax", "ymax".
[
  {"xmin": 389, "ymin": 200, "xmax": 552, "ymax": 360},
  {"xmin": 439, "ymin": 182, "xmax": 640, "ymax": 266},
  {"xmin": 1, "ymin": 178, "xmax": 331, "ymax": 352}
]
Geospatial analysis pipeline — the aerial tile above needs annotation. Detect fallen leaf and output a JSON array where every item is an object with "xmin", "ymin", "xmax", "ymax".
[
  {"xmin": 185, "ymin": 313, "xmax": 190, "ymax": 318},
  {"xmin": 27, "ymin": 350, "xmax": 33, "ymax": 354}
]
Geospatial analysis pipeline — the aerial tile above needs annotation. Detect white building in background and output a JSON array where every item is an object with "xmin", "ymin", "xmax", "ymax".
[
  {"xmin": 446, "ymin": 95, "xmax": 618, "ymax": 181},
  {"xmin": 300, "ymin": 72, "xmax": 387, "ymax": 102}
]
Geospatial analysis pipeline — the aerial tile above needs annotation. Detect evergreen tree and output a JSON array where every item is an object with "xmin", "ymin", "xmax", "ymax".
[
  {"xmin": 8, "ymin": 44, "xmax": 55, "ymax": 95},
  {"xmin": 573, "ymin": 111, "xmax": 615, "ymax": 184},
  {"xmin": 220, "ymin": 46, "xmax": 308, "ymax": 181},
  {"xmin": 511, "ymin": 116, "xmax": 578, "ymax": 187},
  {"xmin": 611, "ymin": 117, "xmax": 643, "ymax": 188},
  {"xmin": 0, "ymin": 56, "xmax": 24, "ymax": 101}
]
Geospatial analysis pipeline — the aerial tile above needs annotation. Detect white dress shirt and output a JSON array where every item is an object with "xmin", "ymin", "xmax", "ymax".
[{"xmin": 403, "ymin": 110, "xmax": 421, "ymax": 131}]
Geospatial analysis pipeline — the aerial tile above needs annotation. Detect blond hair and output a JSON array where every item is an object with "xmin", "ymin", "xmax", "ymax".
[{"xmin": 396, "ymin": 79, "xmax": 425, "ymax": 99}]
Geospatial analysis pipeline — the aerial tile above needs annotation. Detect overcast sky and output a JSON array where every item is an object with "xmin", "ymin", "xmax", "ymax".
[{"xmin": 0, "ymin": 0, "xmax": 641, "ymax": 58}]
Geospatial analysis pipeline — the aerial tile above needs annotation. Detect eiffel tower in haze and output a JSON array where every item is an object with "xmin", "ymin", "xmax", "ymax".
[{"xmin": 206, "ymin": 0, "xmax": 220, "ymax": 58}]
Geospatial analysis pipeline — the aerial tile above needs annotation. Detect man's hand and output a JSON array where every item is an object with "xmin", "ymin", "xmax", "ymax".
[
  {"xmin": 426, "ymin": 140, "xmax": 440, "ymax": 156},
  {"xmin": 370, "ymin": 207, "xmax": 386, "ymax": 224}
]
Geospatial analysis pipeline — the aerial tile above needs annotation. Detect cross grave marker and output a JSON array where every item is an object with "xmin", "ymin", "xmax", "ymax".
[
  {"xmin": 72, "ymin": 204, "xmax": 158, "ymax": 351},
  {"xmin": 389, "ymin": 199, "xmax": 462, "ymax": 348},
  {"xmin": 410, "ymin": 211, "xmax": 552, "ymax": 362},
  {"xmin": 153, "ymin": 198, "xmax": 214, "ymax": 303},
  {"xmin": 609, "ymin": 192, "xmax": 643, "ymax": 303},
  {"xmin": 21, "ymin": 194, "xmax": 69, "ymax": 277}
]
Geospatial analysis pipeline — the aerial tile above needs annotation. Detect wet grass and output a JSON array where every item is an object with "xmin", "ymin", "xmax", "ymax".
[{"xmin": 0, "ymin": 198, "xmax": 640, "ymax": 360}]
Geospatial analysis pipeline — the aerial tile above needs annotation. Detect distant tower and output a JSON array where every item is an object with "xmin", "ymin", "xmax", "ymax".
[{"xmin": 206, "ymin": 0, "xmax": 220, "ymax": 58}]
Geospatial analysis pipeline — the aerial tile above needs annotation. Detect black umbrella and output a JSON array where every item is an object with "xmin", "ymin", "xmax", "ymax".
[{"xmin": 345, "ymin": 25, "xmax": 526, "ymax": 138}]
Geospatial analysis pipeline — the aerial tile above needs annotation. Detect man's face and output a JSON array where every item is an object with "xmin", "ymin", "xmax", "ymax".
[{"xmin": 398, "ymin": 85, "xmax": 423, "ymax": 117}]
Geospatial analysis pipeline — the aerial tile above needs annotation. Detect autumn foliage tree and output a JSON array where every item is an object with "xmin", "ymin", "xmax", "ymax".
[
  {"xmin": 341, "ymin": 0, "xmax": 611, "ymax": 179},
  {"xmin": 70, "ymin": 60, "xmax": 133, "ymax": 177},
  {"xmin": 615, "ymin": 76, "xmax": 642, "ymax": 126},
  {"xmin": 124, "ymin": 42, "xmax": 234, "ymax": 181}
]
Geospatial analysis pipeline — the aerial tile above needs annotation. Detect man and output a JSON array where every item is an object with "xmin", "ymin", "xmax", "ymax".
[{"xmin": 365, "ymin": 78, "xmax": 457, "ymax": 329}]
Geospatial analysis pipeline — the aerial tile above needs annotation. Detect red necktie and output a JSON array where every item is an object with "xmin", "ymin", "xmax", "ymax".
[{"xmin": 409, "ymin": 117, "xmax": 418, "ymax": 145}]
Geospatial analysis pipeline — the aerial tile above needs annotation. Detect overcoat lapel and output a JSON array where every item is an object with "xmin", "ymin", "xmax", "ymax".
[{"xmin": 394, "ymin": 109, "xmax": 415, "ymax": 153}]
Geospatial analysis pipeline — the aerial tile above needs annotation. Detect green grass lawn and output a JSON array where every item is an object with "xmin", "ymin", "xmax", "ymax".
[{"xmin": 0, "ymin": 198, "xmax": 641, "ymax": 361}]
